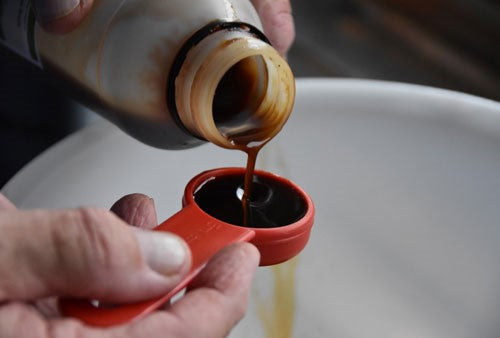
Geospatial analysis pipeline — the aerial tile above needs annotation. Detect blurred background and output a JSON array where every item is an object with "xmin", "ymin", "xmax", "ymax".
[{"xmin": 1, "ymin": 0, "xmax": 500, "ymax": 187}]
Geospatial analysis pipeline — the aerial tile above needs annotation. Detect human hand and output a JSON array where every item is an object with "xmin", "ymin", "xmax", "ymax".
[
  {"xmin": 32, "ymin": 0, "xmax": 94, "ymax": 35},
  {"xmin": 250, "ymin": 0, "xmax": 295, "ymax": 56},
  {"xmin": 32, "ymin": 0, "xmax": 294, "ymax": 55},
  {"xmin": 0, "ymin": 193, "xmax": 259, "ymax": 337}
]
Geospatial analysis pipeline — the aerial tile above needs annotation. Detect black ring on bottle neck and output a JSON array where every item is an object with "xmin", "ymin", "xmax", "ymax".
[{"xmin": 166, "ymin": 20, "xmax": 271, "ymax": 140}]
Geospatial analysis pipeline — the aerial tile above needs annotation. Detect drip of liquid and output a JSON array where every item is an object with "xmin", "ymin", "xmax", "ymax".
[
  {"xmin": 241, "ymin": 146, "xmax": 260, "ymax": 226},
  {"xmin": 256, "ymin": 258, "xmax": 299, "ymax": 338}
]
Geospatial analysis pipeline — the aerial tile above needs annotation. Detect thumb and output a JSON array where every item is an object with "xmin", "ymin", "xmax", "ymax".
[
  {"xmin": 0, "ymin": 207, "xmax": 191, "ymax": 303},
  {"xmin": 32, "ymin": 0, "xmax": 94, "ymax": 34}
]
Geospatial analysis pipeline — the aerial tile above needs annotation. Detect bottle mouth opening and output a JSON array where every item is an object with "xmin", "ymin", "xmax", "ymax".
[
  {"xmin": 212, "ymin": 55, "xmax": 269, "ymax": 145},
  {"xmin": 175, "ymin": 29, "xmax": 295, "ymax": 150}
]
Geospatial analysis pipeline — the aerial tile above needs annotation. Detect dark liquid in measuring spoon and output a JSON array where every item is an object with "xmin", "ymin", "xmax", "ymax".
[{"xmin": 194, "ymin": 170, "xmax": 307, "ymax": 228}]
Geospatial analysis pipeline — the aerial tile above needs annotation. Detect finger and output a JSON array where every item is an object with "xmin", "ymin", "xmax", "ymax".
[
  {"xmin": 0, "ymin": 302, "xmax": 55, "ymax": 338},
  {"xmin": 0, "ymin": 194, "xmax": 16, "ymax": 211},
  {"xmin": 114, "ymin": 243, "xmax": 260, "ymax": 338},
  {"xmin": 35, "ymin": 297, "xmax": 60, "ymax": 319},
  {"xmin": 32, "ymin": 0, "xmax": 94, "ymax": 35},
  {"xmin": 0, "ymin": 208, "xmax": 191, "ymax": 303},
  {"xmin": 110, "ymin": 194, "xmax": 158, "ymax": 230},
  {"xmin": 251, "ymin": 0, "xmax": 295, "ymax": 56},
  {"xmin": 175, "ymin": 243, "xmax": 260, "ymax": 335},
  {"xmin": 0, "ymin": 302, "xmax": 104, "ymax": 338}
]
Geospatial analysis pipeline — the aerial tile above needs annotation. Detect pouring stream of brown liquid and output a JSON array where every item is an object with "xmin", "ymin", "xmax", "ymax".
[
  {"xmin": 241, "ymin": 146, "xmax": 261, "ymax": 226},
  {"xmin": 212, "ymin": 55, "xmax": 297, "ymax": 337},
  {"xmin": 212, "ymin": 55, "xmax": 275, "ymax": 226}
]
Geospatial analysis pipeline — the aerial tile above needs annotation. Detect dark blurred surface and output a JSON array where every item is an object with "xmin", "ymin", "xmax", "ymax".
[
  {"xmin": 287, "ymin": 0, "xmax": 500, "ymax": 100},
  {"xmin": 1, "ymin": 0, "xmax": 500, "ymax": 188},
  {"xmin": 0, "ymin": 48, "xmax": 82, "ymax": 188}
]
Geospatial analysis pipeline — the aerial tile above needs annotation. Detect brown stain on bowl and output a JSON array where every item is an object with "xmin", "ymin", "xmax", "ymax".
[{"xmin": 256, "ymin": 257, "xmax": 299, "ymax": 338}]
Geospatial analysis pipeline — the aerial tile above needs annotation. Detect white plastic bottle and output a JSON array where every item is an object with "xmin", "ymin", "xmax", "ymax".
[{"xmin": 0, "ymin": 0, "xmax": 295, "ymax": 149}]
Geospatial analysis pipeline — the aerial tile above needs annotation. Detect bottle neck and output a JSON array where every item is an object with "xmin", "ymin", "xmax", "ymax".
[{"xmin": 173, "ymin": 24, "xmax": 295, "ymax": 150}]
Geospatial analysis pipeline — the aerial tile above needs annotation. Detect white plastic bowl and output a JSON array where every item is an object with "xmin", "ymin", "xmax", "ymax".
[{"xmin": 4, "ymin": 79, "xmax": 500, "ymax": 338}]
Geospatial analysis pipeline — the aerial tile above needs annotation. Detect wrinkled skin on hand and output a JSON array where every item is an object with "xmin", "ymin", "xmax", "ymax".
[{"xmin": 0, "ymin": 193, "xmax": 259, "ymax": 338}]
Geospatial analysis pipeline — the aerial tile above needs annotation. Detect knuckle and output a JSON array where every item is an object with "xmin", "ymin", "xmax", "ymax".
[
  {"xmin": 270, "ymin": 8, "xmax": 294, "ymax": 34},
  {"xmin": 73, "ymin": 207, "xmax": 117, "ymax": 270},
  {"xmin": 48, "ymin": 208, "xmax": 119, "ymax": 286},
  {"xmin": 277, "ymin": 0, "xmax": 293, "ymax": 14},
  {"xmin": 76, "ymin": 206, "xmax": 112, "ymax": 226}
]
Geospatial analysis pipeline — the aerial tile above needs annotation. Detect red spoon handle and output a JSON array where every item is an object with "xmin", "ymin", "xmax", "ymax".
[{"xmin": 59, "ymin": 204, "xmax": 255, "ymax": 327}]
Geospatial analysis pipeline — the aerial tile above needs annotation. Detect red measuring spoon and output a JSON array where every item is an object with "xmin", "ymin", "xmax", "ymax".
[{"xmin": 60, "ymin": 167, "xmax": 314, "ymax": 327}]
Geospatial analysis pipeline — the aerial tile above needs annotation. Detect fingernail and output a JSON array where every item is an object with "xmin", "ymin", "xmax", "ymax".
[
  {"xmin": 33, "ymin": 0, "xmax": 79, "ymax": 24},
  {"xmin": 133, "ymin": 228, "xmax": 188, "ymax": 276}
]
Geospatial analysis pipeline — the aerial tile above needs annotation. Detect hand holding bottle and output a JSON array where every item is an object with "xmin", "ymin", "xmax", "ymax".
[{"xmin": 32, "ymin": 0, "xmax": 295, "ymax": 55}]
